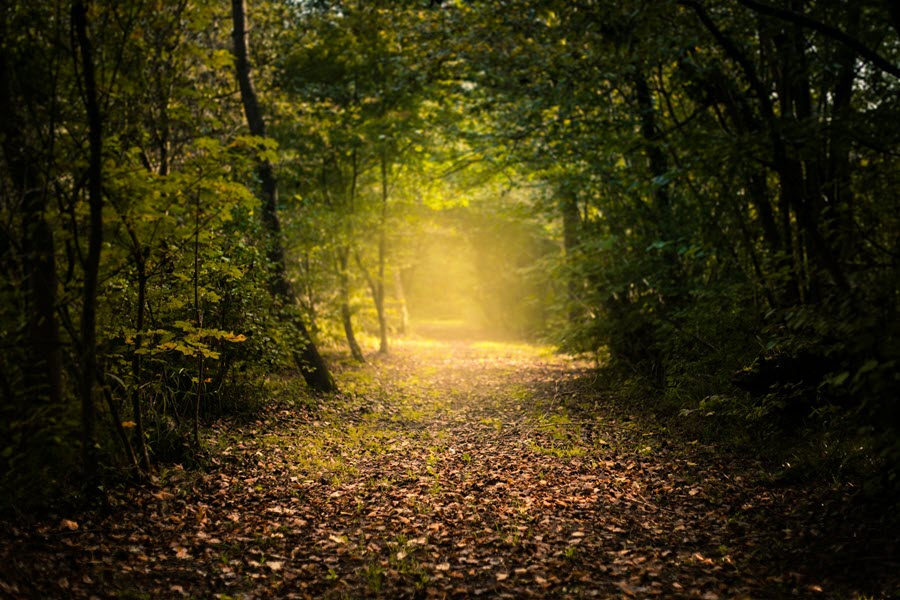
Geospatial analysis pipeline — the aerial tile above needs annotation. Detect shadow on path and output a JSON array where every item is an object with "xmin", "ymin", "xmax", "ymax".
[{"xmin": 1, "ymin": 326, "xmax": 897, "ymax": 598}]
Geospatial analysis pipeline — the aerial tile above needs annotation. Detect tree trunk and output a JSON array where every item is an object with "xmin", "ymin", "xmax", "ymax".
[
  {"xmin": 101, "ymin": 380, "xmax": 138, "ymax": 474},
  {"xmin": 675, "ymin": 55, "xmax": 795, "ymax": 304},
  {"xmin": 393, "ymin": 269, "xmax": 409, "ymax": 336},
  {"xmin": 230, "ymin": 0, "xmax": 336, "ymax": 393},
  {"xmin": 193, "ymin": 191, "xmax": 204, "ymax": 445},
  {"xmin": 771, "ymin": 16, "xmax": 849, "ymax": 296},
  {"xmin": 633, "ymin": 71, "xmax": 672, "ymax": 228},
  {"xmin": 376, "ymin": 150, "xmax": 389, "ymax": 354},
  {"xmin": 338, "ymin": 247, "xmax": 366, "ymax": 362},
  {"xmin": 560, "ymin": 188, "xmax": 581, "ymax": 323},
  {"xmin": 633, "ymin": 68, "xmax": 681, "ymax": 388},
  {"xmin": 73, "ymin": 0, "xmax": 103, "ymax": 484},
  {"xmin": 825, "ymin": 3, "xmax": 859, "ymax": 258},
  {"xmin": 131, "ymin": 265, "xmax": 151, "ymax": 471}
]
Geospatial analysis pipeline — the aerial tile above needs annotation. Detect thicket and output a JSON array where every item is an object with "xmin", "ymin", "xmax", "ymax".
[
  {"xmin": 0, "ymin": 0, "xmax": 323, "ymax": 511},
  {"xmin": 455, "ymin": 0, "xmax": 900, "ymax": 489}
]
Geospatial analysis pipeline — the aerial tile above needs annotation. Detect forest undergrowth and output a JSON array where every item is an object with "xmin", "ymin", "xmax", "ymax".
[{"xmin": 1, "ymin": 326, "xmax": 897, "ymax": 599}]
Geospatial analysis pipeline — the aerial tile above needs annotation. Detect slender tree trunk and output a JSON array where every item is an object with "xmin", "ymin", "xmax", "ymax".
[
  {"xmin": 231, "ymin": 0, "xmax": 336, "ymax": 392},
  {"xmin": 338, "ymin": 247, "xmax": 365, "ymax": 362},
  {"xmin": 23, "ymin": 218, "xmax": 61, "ymax": 404},
  {"xmin": 376, "ymin": 150, "xmax": 389, "ymax": 354},
  {"xmin": 73, "ymin": 0, "xmax": 103, "ymax": 484},
  {"xmin": 131, "ymin": 265, "xmax": 151, "ymax": 470},
  {"xmin": 826, "ymin": 3, "xmax": 859, "ymax": 258},
  {"xmin": 102, "ymin": 381, "xmax": 138, "ymax": 473},
  {"xmin": 772, "ymin": 19, "xmax": 849, "ymax": 295},
  {"xmin": 113, "ymin": 212, "xmax": 152, "ymax": 473},
  {"xmin": 336, "ymin": 147, "xmax": 365, "ymax": 361},
  {"xmin": 634, "ymin": 71, "xmax": 676, "ymax": 243},
  {"xmin": 393, "ymin": 269, "xmax": 409, "ymax": 336},
  {"xmin": 687, "ymin": 0, "xmax": 849, "ymax": 295},
  {"xmin": 633, "ymin": 68, "xmax": 681, "ymax": 388},
  {"xmin": 0, "ymin": 144, "xmax": 62, "ymax": 410},
  {"xmin": 676, "ymin": 56, "xmax": 794, "ymax": 304},
  {"xmin": 560, "ymin": 188, "xmax": 581, "ymax": 323},
  {"xmin": 300, "ymin": 252, "xmax": 319, "ymax": 334},
  {"xmin": 193, "ymin": 192, "xmax": 204, "ymax": 445}
]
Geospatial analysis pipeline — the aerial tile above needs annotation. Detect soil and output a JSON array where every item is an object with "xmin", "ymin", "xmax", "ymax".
[{"xmin": 1, "ymin": 325, "xmax": 897, "ymax": 598}]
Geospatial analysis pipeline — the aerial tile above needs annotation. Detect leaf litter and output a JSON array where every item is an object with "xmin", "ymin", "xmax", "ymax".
[{"xmin": 0, "ymin": 333, "xmax": 898, "ymax": 598}]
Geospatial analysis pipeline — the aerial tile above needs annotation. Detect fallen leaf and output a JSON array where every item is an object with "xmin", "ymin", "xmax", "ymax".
[{"xmin": 60, "ymin": 519, "xmax": 78, "ymax": 531}]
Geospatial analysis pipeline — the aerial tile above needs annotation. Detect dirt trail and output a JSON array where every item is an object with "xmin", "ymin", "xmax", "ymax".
[{"xmin": 1, "ymin": 328, "xmax": 897, "ymax": 598}]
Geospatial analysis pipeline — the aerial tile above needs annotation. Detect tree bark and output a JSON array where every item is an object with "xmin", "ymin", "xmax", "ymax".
[
  {"xmin": 231, "ymin": 0, "xmax": 336, "ymax": 393},
  {"xmin": 131, "ymin": 264, "xmax": 151, "ymax": 470},
  {"xmin": 73, "ymin": 0, "xmax": 103, "ymax": 484},
  {"xmin": 634, "ymin": 68, "xmax": 682, "ymax": 298},
  {"xmin": 559, "ymin": 188, "xmax": 581, "ymax": 323},
  {"xmin": 338, "ymin": 247, "xmax": 366, "ymax": 362},
  {"xmin": 633, "ymin": 71, "xmax": 672, "ymax": 227},
  {"xmin": 825, "ymin": 3, "xmax": 859, "ymax": 257},
  {"xmin": 393, "ymin": 269, "xmax": 409, "ymax": 336},
  {"xmin": 375, "ymin": 149, "xmax": 389, "ymax": 354}
]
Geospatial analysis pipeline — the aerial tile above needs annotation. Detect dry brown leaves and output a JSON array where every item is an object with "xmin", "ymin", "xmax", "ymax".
[{"xmin": 0, "ymin": 335, "xmax": 897, "ymax": 598}]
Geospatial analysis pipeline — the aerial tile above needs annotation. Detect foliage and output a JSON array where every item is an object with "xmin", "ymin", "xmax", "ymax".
[
  {"xmin": 443, "ymin": 0, "xmax": 900, "ymax": 490},
  {"xmin": 0, "ymin": 0, "xmax": 305, "ymax": 510}
]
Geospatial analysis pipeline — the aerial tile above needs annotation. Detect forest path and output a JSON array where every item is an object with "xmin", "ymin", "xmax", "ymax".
[{"xmin": 2, "ymin": 325, "xmax": 895, "ymax": 599}]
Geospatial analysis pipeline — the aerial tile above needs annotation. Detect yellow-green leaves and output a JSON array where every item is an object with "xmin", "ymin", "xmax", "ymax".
[{"xmin": 125, "ymin": 315, "xmax": 249, "ymax": 362}]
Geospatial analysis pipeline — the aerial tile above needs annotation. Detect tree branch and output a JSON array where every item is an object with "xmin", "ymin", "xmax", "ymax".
[{"xmin": 734, "ymin": 0, "xmax": 900, "ymax": 79}]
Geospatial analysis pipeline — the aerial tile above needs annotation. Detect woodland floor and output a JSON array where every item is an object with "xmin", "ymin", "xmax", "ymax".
[{"xmin": 1, "ymin": 323, "xmax": 899, "ymax": 599}]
